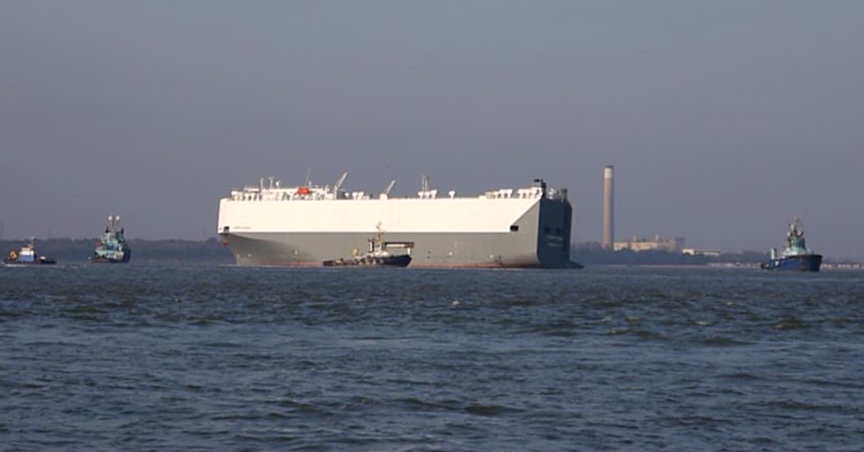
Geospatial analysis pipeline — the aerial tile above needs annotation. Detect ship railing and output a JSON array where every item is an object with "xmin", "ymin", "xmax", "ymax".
[
  {"xmin": 229, "ymin": 185, "xmax": 346, "ymax": 201},
  {"xmin": 483, "ymin": 186, "xmax": 555, "ymax": 200},
  {"xmin": 227, "ymin": 183, "xmax": 569, "ymax": 202},
  {"xmin": 546, "ymin": 187, "xmax": 568, "ymax": 201},
  {"xmin": 418, "ymin": 189, "xmax": 438, "ymax": 199}
]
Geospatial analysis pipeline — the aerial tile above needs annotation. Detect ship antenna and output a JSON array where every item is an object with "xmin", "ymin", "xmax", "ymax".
[
  {"xmin": 333, "ymin": 172, "xmax": 348, "ymax": 193},
  {"xmin": 383, "ymin": 179, "xmax": 396, "ymax": 196},
  {"xmin": 305, "ymin": 167, "xmax": 312, "ymax": 186},
  {"xmin": 421, "ymin": 174, "xmax": 429, "ymax": 192},
  {"xmin": 534, "ymin": 178, "xmax": 547, "ymax": 197},
  {"xmin": 375, "ymin": 221, "xmax": 383, "ymax": 247}
]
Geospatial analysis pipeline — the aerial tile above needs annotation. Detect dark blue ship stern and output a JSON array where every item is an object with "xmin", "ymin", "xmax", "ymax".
[{"xmin": 761, "ymin": 254, "xmax": 822, "ymax": 272}]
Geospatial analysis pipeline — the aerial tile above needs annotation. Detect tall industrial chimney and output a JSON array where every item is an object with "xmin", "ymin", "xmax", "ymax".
[{"xmin": 602, "ymin": 165, "xmax": 614, "ymax": 249}]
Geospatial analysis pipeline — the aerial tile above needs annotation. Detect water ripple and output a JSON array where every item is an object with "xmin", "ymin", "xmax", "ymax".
[{"xmin": 1, "ymin": 265, "xmax": 864, "ymax": 450}]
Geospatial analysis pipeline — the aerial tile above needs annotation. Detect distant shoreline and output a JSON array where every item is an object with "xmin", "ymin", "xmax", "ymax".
[
  {"xmin": 4, "ymin": 238, "xmax": 860, "ymax": 267},
  {"xmin": 1, "ymin": 238, "xmax": 233, "ymax": 263}
]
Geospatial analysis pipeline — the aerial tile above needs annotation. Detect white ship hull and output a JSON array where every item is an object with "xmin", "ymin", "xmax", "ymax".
[{"xmin": 217, "ymin": 177, "xmax": 576, "ymax": 268}]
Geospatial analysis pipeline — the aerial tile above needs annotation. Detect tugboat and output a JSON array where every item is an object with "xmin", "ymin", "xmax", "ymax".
[
  {"xmin": 3, "ymin": 238, "xmax": 56, "ymax": 266},
  {"xmin": 323, "ymin": 223, "xmax": 412, "ymax": 267},
  {"xmin": 761, "ymin": 217, "xmax": 822, "ymax": 272},
  {"xmin": 90, "ymin": 215, "xmax": 131, "ymax": 263}
]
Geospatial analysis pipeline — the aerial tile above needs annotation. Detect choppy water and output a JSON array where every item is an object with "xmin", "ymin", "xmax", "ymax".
[{"xmin": 1, "ymin": 264, "xmax": 863, "ymax": 451}]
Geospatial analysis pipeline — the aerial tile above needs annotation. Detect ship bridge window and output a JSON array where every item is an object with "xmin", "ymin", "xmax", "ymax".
[
  {"xmin": 510, "ymin": 225, "xmax": 519, "ymax": 232},
  {"xmin": 223, "ymin": 226, "xmax": 230, "ymax": 232}
]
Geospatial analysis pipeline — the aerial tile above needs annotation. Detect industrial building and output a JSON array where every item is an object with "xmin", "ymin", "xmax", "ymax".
[
  {"xmin": 681, "ymin": 248, "xmax": 721, "ymax": 257},
  {"xmin": 614, "ymin": 235, "xmax": 685, "ymax": 253}
]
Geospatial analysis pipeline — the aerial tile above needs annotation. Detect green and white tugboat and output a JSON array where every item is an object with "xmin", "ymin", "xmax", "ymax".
[{"xmin": 91, "ymin": 215, "xmax": 131, "ymax": 263}]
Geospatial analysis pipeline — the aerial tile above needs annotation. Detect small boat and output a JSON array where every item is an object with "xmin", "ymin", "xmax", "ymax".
[
  {"xmin": 323, "ymin": 224, "xmax": 412, "ymax": 267},
  {"xmin": 761, "ymin": 217, "xmax": 822, "ymax": 272},
  {"xmin": 3, "ymin": 238, "xmax": 56, "ymax": 266},
  {"xmin": 90, "ymin": 215, "xmax": 131, "ymax": 263}
]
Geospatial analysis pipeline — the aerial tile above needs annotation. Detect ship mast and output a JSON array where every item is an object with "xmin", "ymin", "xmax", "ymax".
[{"xmin": 333, "ymin": 172, "xmax": 348, "ymax": 193}]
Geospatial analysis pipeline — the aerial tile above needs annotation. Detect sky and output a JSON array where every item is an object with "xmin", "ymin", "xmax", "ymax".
[{"xmin": 2, "ymin": 1, "xmax": 863, "ymax": 259}]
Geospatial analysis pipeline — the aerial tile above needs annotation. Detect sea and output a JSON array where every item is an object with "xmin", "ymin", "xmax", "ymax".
[{"xmin": 1, "ymin": 264, "xmax": 863, "ymax": 451}]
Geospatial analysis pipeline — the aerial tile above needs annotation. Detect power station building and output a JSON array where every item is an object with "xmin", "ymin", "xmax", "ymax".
[
  {"xmin": 614, "ymin": 235, "xmax": 686, "ymax": 253},
  {"xmin": 601, "ymin": 166, "xmax": 690, "ymax": 254}
]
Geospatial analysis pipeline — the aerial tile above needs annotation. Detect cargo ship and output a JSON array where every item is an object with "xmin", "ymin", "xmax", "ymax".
[
  {"xmin": 760, "ymin": 217, "xmax": 822, "ymax": 272},
  {"xmin": 90, "ymin": 215, "xmax": 131, "ymax": 263},
  {"xmin": 217, "ymin": 173, "xmax": 579, "ymax": 268}
]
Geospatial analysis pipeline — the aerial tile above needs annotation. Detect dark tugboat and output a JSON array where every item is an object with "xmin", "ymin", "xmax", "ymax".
[
  {"xmin": 761, "ymin": 217, "xmax": 822, "ymax": 272},
  {"xmin": 323, "ymin": 223, "xmax": 412, "ymax": 267},
  {"xmin": 3, "ymin": 238, "xmax": 56, "ymax": 266}
]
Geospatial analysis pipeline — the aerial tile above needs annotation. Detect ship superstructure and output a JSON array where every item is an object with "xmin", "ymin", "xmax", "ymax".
[
  {"xmin": 91, "ymin": 215, "xmax": 131, "ymax": 263},
  {"xmin": 217, "ymin": 173, "xmax": 577, "ymax": 268}
]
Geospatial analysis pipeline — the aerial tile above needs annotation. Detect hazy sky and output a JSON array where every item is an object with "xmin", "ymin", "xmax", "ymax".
[{"xmin": 2, "ymin": 1, "xmax": 863, "ymax": 258}]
